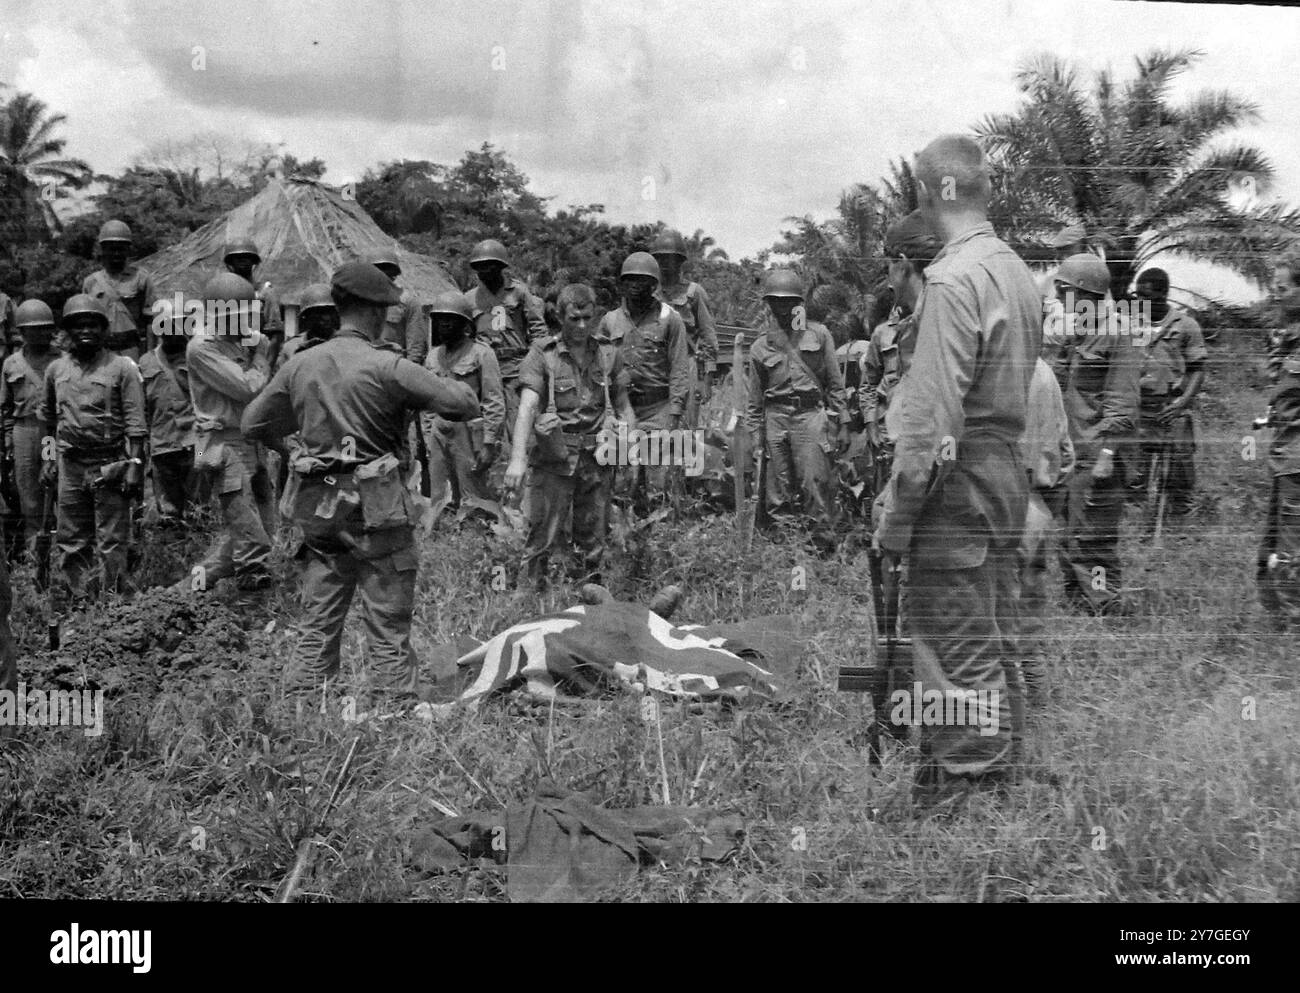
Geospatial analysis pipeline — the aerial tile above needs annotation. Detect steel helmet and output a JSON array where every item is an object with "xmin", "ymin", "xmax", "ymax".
[
  {"xmin": 761, "ymin": 269, "xmax": 805, "ymax": 300},
  {"xmin": 204, "ymin": 272, "xmax": 258, "ymax": 302},
  {"xmin": 61, "ymin": 294, "xmax": 110, "ymax": 326},
  {"xmin": 428, "ymin": 291, "xmax": 474, "ymax": 323},
  {"xmin": 222, "ymin": 238, "xmax": 262, "ymax": 264},
  {"xmin": 298, "ymin": 283, "xmax": 336, "ymax": 315},
  {"xmin": 365, "ymin": 247, "xmax": 401, "ymax": 274},
  {"xmin": 14, "ymin": 299, "xmax": 56, "ymax": 328},
  {"xmin": 649, "ymin": 229, "xmax": 688, "ymax": 259},
  {"xmin": 96, "ymin": 219, "xmax": 133, "ymax": 244},
  {"xmin": 620, "ymin": 252, "xmax": 661, "ymax": 283},
  {"xmin": 469, "ymin": 239, "xmax": 510, "ymax": 267},
  {"xmin": 1056, "ymin": 253, "xmax": 1110, "ymax": 297}
]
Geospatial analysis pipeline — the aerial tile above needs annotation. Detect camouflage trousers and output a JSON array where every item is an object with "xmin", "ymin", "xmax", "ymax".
[
  {"xmin": 1060, "ymin": 466, "xmax": 1125, "ymax": 612},
  {"xmin": 56, "ymin": 451, "xmax": 131, "ymax": 602},
  {"xmin": 192, "ymin": 439, "xmax": 274, "ymax": 590},
  {"xmin": 282, "ymin": 525, "xmax": 421, "ymax": 703},
  {"xmin": 521, "ymin": 449, "xmax": 613, "ymax": 586},
  {"xmin": 1258, "ymin": 472, "xmax": 1300, "ymax": 627}
]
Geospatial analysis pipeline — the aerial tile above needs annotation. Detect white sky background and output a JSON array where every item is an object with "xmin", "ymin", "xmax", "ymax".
[{"xmin": 3, "ymin": 0, "xmax": 1298, "ymax": 302}]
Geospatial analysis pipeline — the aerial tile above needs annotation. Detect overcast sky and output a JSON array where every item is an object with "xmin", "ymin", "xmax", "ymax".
[{"xmin": 3, "ymin": 0, "xmax": 1297, "ymax": 300}]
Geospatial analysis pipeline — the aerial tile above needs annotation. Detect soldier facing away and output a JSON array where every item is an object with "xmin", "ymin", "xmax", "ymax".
[
  {"xmin": 242, "ymin": 262, "xmax": 479, "ymax": 707},
  {"xmin": 82, "ymin": 219, "xmax": 157, "ymax": 360},
  {"xmin": 39, "ymin": 295, "xmax": 146, "ymax": 611},
  {"xmin": 875, "ymin": 135, "xmax": 1041, "ymax": 795},
  {"xmin": 505, "ymin": 283, "xmax": 635, "ymax": 590}
]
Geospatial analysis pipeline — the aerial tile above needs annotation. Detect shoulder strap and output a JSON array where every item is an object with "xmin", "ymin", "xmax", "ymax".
[
  {"xmin": 541, "ymin": 347, "xmax": 558, "ymax": 412},
  {"xmin": 598, "ymin": 344, "xmax": 615, "ymax": 414},
  {"xmin": 785, "ymin": 327, "xmax": 828, "ymax": 399}
]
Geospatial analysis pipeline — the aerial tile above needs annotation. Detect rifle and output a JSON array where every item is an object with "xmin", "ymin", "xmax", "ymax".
[{"xmin": 838, "ymin": 547, "xmax": 907, "ymax": 764}]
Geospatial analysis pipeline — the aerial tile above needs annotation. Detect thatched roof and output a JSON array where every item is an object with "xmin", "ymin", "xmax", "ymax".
[{"xmin": 139, "ymin": 178, "xmax": 458, "ymax": 305}]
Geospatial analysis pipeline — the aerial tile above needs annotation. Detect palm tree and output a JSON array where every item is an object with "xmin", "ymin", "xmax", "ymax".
[
  {"xmin": 0, "ymin": 89, "xmax": 93, "ymax": 240},
  {"xmin": 975, "ymin": 49, "xmax": 1300, "ymax": 298},
  {"xmin": 685, "ymin": 227, "xmax": 729, "ymax": 262}
]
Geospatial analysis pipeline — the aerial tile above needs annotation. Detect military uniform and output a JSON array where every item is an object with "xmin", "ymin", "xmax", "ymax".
[
  {"xmin": 1016, "ymin": 356, "xmax": 1075, "ymax": 691},
  {"xmin": 139, "ymin": 345, "xmax": 196, "ymax": 523},
  {"xmin": 39, "ymin": 348, "xmax": 147, "ymax": 597},
  {"xmin": 1258, "ymin": 320, "xmax": 1300, "ymax": 626},
  {"xmin": 465, "ymin": 280, "xmax": 547, "ymax": 438},
  {"xmin": 422, "ymin": 337, "xmax": 504, "ymax": 507},
  {"xmin": 863, "ymin": 312, "xmax": 919, "ymax": 496},
  {"xmin": 746, "ymin": 318, "xmax": 847, "ymax": 527},
  {"xmin": 381, "ymin": 287, "xmax": 428, "ymax": 366},
  {"xmin": 186, "ymin": 331, "xmax": 275, "ymax": 590},
  {"xmin": 877, "ymin": 222, "xmax": 1041, "ymax": 779},
  {"xmin": 82, "ymin": 267, "xmax": 157, "ymax": 359},
  {"xmin": 1128, "ymin": 306, "xmax": 1206, "ymax": 514},
  {"xmin": 1, "ymin": 346, "xmax": 55, "ymax": 542},
  {"xmin": 517, "ymin": 335, "xmax": 628, "ymax": 585},
  {"xmin": 600, "ymin": 301, "xmax": 690, "ymax": 495},
  {"xmin": 242, "ymin": 325, "xmax": 478, "ymax": 701},
  {"xmin": 1057, "ymin": 310, "xmax": 1140, "ymax": 612}
]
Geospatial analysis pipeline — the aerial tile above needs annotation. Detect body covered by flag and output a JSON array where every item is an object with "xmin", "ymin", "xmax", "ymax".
[{"xmin": 446, "ymin": 601, "xmax": 800, "ymax": 709}]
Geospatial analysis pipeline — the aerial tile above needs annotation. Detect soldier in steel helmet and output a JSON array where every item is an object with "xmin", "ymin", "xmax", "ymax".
[
  {"xmin": 38, "ymin": 294, "xmax": 146, "ymax": 609},
  {"xmin": 1053, "ymin": 252, "xmax": 1140, "ymax": 615},
  {"xmin": 242, "ymin": 262, "xmax": 479, "ymax": 707},
  {"xmin": 2, "ymin": 299, "xmax": 58, "ymax": 554},
  {"xmin": 138, "ymin": 298, "xmax": 197, "ymax": 526},
  {"xmin": 276, "ymin": 283, "xmax": 339, "ymax": 371},
  {"xmin": 747, "ymin": 268, "xmax": 848, "ymax": 547},
  {"xmin": 223, "ymin": 238, "xmax": 285, "ymax": 367},
  {"xmin": 650, "ymin": 228, "xmax": 719, "ymax": 422},
  {"xmin": 422, "ymin": 291, "xmax": 505, "ymax": 511},
  {"xmin": 82, "ymin": 219, "xmax": 158, "ymax": 360},
  {"xmin": 180, "ymin": 273, "xmax": 276, "ymax": 596},
  {"xmin": 463, "ymin": 239, "xmax": 547, "ymax": 466},
  {"xmin": 365, "ymin": 247, "xmax": 429, "ymax": 366}
]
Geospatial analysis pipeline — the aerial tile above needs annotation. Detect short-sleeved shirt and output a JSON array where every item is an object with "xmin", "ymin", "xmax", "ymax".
[
  {"xmin": 139, "ymin": 346, "xmax": 194, "ymax": 455},
  {"xmin": 83, "ymin": 267, "xmax": 158, "ymax": 344},
  {"xmin": 40, "ymin": 349, "xmax": 147, "ymax": 453},
  {"xmin": 425, "ymin": 338, "xmax": 505, "ymax": 444},
  {"xmin": 518, "ymin": 335, "xmax": 628, "ymax": 445},
  {"xmin": 744, "ymin": 319, "xmax": 847, "ymax": 434},
  {"xmin": 656, "ymin": 280, "xmax": 719, "ymax": 368},
  {"xmin": 599, "ymin": 302, "xmax": 691, "ymax": 416},
  {"xmin": 464, "ymin": 280, "xmax": 547, "ymax": 379},
  {"xmin": 1134, "ymin": 306, "xmax": 1206, "ymax": 399}
]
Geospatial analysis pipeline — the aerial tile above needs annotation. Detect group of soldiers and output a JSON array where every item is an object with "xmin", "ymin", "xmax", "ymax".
[{"xmin": 1, "ymin": 132, "xmax": 1297, "ymax": 801}]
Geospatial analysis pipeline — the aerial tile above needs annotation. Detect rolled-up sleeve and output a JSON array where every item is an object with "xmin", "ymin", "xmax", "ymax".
[
  {"xmin": 693, "ymin": 286, "xmax": 719, "ymax": 369},
  {"xmin": 120, "ymin": 362, "xmax": 148, "ymax": 439}
]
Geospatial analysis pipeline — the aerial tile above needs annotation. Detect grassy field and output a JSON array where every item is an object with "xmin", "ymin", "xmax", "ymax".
[{"xmin": 1, "ymin": 341, "xmax": 1297, "ymax": 903}]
